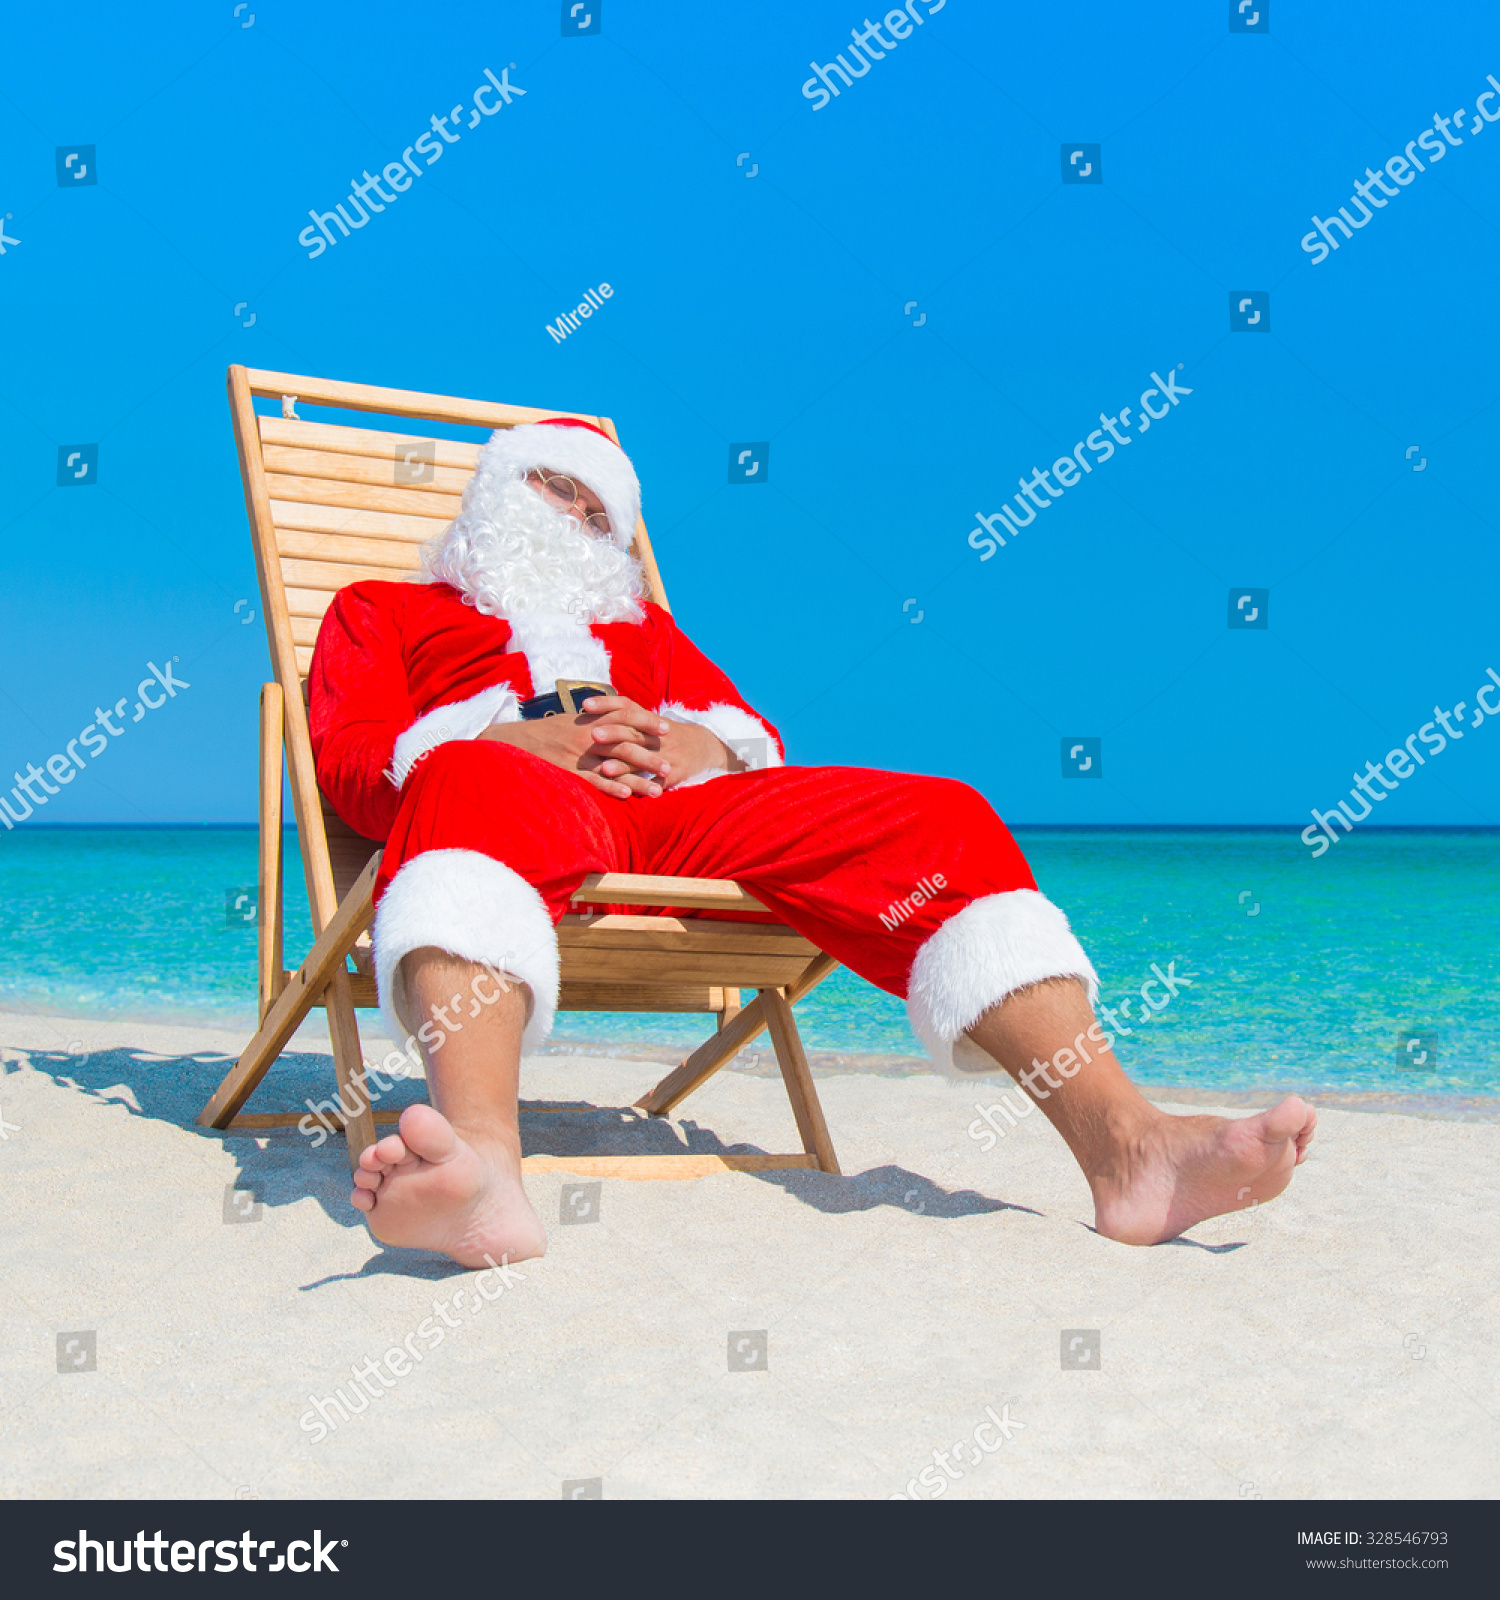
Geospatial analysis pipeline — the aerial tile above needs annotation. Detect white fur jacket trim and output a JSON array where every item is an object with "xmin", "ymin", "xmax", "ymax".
[
  {"xmin": 658, "ymin": 700, "xmax": 784, "ymax": 787},
  {"xmin": 386, "ymin": 681, "xmax": 521, "ymax": 790}
]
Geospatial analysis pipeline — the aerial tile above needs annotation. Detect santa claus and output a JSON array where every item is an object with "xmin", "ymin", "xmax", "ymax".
[{"xmin": 311, "ymin": 417, "xmax": 1315, "ymax": 1267}]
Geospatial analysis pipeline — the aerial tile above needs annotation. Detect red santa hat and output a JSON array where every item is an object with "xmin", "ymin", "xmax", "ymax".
[{"xmin": 474, "ymin": 416, "xmax": 640, "ymax": 549}]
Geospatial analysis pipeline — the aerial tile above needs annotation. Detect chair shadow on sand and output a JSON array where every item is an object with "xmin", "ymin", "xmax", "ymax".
[{"xmin": 11, "ymin": 1046, "xmax": 1033, "ymax": 1281}]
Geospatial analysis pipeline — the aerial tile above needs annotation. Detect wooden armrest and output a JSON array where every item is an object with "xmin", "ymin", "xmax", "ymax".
[{"xmin": 571, "ymin": 871, "xmax": 768, "ymax": 913}]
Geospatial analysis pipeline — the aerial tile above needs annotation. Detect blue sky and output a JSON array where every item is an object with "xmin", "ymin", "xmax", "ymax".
[{"xmin": 1, "ymin": 0, "xmax": 1497, "ymax": 826}]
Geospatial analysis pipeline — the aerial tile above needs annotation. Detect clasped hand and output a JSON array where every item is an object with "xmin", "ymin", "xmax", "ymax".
[{"xmin": 478, "ymin": 695, "xmax": 733, "ymax": 799}]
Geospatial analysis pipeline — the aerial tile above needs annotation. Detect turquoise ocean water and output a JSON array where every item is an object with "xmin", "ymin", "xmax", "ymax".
[{"xmin": 1, "ymin": 826, "xmax": 1495, "ymax": 1099}]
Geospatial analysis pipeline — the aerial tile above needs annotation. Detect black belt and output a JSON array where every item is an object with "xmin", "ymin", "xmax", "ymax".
[{"xmin": 519, "ymin": 680, "xmax": 614, "ymax": 720}]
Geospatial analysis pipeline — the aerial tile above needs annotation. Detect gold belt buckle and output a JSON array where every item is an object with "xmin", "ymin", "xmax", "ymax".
[{"xmin": 554, "ymin": 679, "xmax": 614, "ymax": 716}]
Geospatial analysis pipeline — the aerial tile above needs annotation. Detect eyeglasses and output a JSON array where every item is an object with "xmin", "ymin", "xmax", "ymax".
[{"xmin": 528, "ymin": 470, "xmax": 612, "ymax": 536}]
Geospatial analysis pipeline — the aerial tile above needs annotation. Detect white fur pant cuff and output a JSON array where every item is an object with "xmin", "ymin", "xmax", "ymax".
[
  {"xmin": 372, "ymin": 848, "xmax": 560, "ymax": 1062},
  {"xmin": 905, "ymin": 889, "xmax": 1099, "ymax": 1077}
]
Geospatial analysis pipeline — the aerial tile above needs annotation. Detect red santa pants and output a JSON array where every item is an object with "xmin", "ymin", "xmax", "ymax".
[{"xmin": 370, "ymin": 741, "xmax": 1096, "ymax": 1071}]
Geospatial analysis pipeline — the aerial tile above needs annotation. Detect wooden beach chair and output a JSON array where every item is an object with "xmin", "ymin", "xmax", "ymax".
[{"xmin": 196, "ymin": 366, "xmax": 842, "ymax": 1180}]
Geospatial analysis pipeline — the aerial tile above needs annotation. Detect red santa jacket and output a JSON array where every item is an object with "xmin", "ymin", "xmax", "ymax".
[{"xmin": 309, "ymin": 581, "xmax": 783, "ymax": 841}]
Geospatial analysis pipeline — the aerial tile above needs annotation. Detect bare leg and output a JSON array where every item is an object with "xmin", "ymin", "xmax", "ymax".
[
  {"xmin": 349, "ymin": 947, "xmax": 547, "ymax": 1267},
  {"xmin": 966, "ymin": 978, "xmax": 1315, "ymax": 1245}
]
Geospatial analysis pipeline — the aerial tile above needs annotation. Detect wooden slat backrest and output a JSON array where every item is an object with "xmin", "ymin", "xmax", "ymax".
[
  {"xmin": 228, "ymin": 365, "xmax": 672, "ymax": 927},
  {"xmin": 322, "ymin": 796, "xmax": 382, "ymax": 906},
  {"xmin": 235, "ymin": 373, "xmax": 670, "ymax": 682},
  {"xmin": 262, "ymin": 416, "xmax": 469, "ymax": 679}
]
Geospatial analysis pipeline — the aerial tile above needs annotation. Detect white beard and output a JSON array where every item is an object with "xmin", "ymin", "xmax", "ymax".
[{"xmin": 421, "ymin": 472, "xmax": 645, "ymax": 626}]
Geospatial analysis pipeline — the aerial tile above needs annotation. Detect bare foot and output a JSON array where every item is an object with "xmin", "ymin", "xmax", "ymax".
[
  {"xmin": 349, "ymin": 1103, "xmax": 547, "ymax": 1268},
  {"xmin": 1090, "ymin": 1096, "xmax": 1316, "ymax": 1245}
]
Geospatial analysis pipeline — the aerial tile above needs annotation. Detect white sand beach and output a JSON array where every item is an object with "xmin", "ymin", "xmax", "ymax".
[{"xmin": 1, "ymin": 1009, "xmax": 1495, "ymax": 1500}]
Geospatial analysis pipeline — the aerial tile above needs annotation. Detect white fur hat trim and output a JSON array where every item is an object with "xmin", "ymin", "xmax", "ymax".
[{"xmin": 468, "ymin": 419, "xmax": 640, "ymax": 550}]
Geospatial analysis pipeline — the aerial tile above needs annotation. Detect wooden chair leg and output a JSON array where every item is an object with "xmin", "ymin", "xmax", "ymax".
[
  {"xmin": 637, "ymin": 953, "xmax": 838, "ymax": 1116},
  {"xmin": 637, "ymin": 992, "xmax": 770, "ymax": 1116},
  {"xmin": 258, "ymin": 683, "xmax": 285, "ymax": 1023},
  {"xmin": 760, "ymin": 987, "xmax": 841, "ymax": 1175},
  {"xmin": 197, "ymin": 855, "xmax": 380, "ymax": 1133},
  {"xmin": 326, "ymin": 969, "xmax": 376, "ymax": 1169}
]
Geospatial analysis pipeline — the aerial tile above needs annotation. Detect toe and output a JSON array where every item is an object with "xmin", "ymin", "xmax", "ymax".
[
  {"xmin": 1258, "ymin": 1095, "xmax": 1312, "ymax": 1149},
  {"xmin": 397, "ymin": 1102, "xmax": 462, "ymax": 1165},
  {"xmin": 350, "ymin": 1187, "xmax": 375, "ymax": 1213},
  {"xmin": 1295, "ymin": 1107, "xmax": 1318, "ymax": 1161},
  {"xmin": 352, "ymin": 1166, "xmax": 383, "ymax": 1191},
  {"xmin": 371, "ymin": 1133, "xmax": 410, "ymax": 1167},
  {"xmin": 359, "ymin": 1138, "xmax": 400, "ymax": 1173}
]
